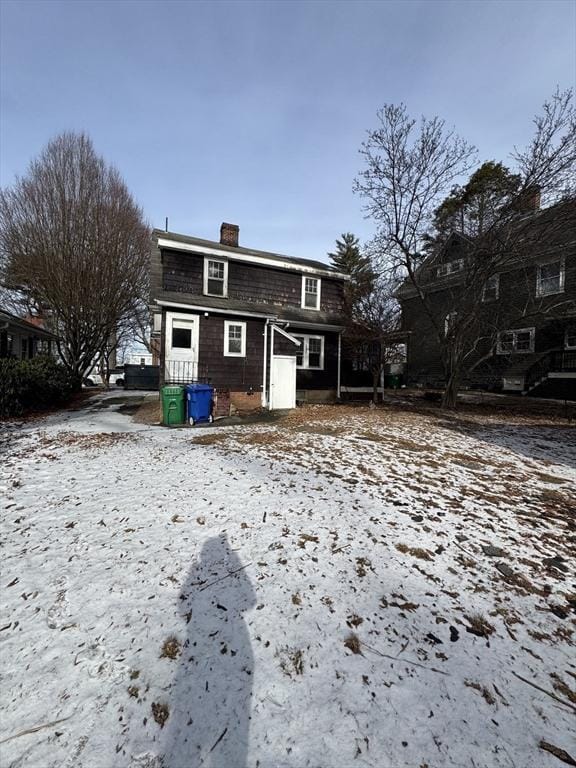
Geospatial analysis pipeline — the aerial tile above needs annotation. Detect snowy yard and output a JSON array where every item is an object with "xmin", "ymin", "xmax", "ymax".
[{"xmin": 1, "ymin": 392, "xmax": 575, "ymax": 768}]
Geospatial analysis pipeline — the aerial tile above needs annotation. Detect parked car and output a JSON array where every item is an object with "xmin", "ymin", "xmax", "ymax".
[{"xmin": 83, "ymin": 369, "xmax": 125, "ymax": 387}]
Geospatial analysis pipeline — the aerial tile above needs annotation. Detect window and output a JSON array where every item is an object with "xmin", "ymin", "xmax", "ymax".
[
  {"xmin": 37, "ymin": 340, "xmax": 51, "ymax": 355},
  {"xmin": 172, "ymin": 327, "xmax": 192, "ymax": 349},
  {"xmin": 497, "ymin": 327, "xmax": 535, "ymax": 354},
  {"xmin": 294, "ymin": 334, "xmax": 324, "ymax": 369},
  {"xmin": 437, "ymin": 259, "xmax": 464, "ymax": 278},
  {"xmin": 444, "ymin": 312, "xmax": 457, "ymax": 337},
  {"xmin": 204, "ymin": 258, "xmax": 228, "ymax": 297},
  {"xmin": 224, "ymin": 320, "xmax": 246, "ymax": 357},
  {"xmin": 301, "ymin": 276, "xmax": 321, "ymax": 310},
  {"xmin": 536, "ymin": 259, "xmax": 564, "ymax": 297},
  {"xmin": 565, "ymin": 325, "xmax": 576, "ymax": 350},
  {"xmin": 482, "ymin": 274, "xmax": 500, "ymax": 302}
]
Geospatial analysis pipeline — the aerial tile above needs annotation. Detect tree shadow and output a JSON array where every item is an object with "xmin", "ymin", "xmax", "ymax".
[{"xmin": 163, "ymin": 534, "xmax": 256, "ymax": 768}]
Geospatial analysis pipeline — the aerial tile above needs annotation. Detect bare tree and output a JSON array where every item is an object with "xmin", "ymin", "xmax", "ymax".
[
  {"xmin": 355, "ymin": 90, "xmax": 576, "ymax": 407},
  {"xmin": 346, "ymin": 276, "xmax": 402, "ymax": 403},
  {"xmin": 0, "ymin": 132, "xmax": 150, "ymax": 388}
]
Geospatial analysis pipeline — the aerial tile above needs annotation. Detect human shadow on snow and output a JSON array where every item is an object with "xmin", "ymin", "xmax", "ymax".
[{"xmin": 163, "ymin": 534, "xmax": 256, "ymax": 768}]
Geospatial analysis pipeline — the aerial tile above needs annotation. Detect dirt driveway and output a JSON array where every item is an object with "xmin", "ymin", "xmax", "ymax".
[{"xmin": 1, "ymin": 393, "xmax": 575, "ymax": 768}]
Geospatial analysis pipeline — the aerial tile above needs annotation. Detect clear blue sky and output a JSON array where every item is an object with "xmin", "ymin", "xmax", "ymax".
[{"xmin": 1, "ymin": 0, "xmax": 574, "ymax": 262}]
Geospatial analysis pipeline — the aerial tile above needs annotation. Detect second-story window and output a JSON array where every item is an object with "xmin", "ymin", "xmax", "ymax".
[
  {"xmin": 302, "ymin": 276, "xmax": 321, "ymax": 310},
  {"xmin": 536, "ymin": 258, "xmax": 564, "ymax": 297},
  {"xmin": 204, "ymin": 258, "xmax": 228, "ymax": 297},
  {"xmin": 444, "ymin": 312, "xmax": 458, "ymax": 337},
  {"xmin": 482, "ymin": 273, "xmax": 500, "ymax": 302}
]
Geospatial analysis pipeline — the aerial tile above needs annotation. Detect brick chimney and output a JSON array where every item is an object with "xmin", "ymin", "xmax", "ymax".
[
  {"xmin": 220, "ymin": 222, "xmax": 239, "ymax": 247},
  {"xmin": 517, "ymin": 185, "xmax": 541, "ymax": 212}
]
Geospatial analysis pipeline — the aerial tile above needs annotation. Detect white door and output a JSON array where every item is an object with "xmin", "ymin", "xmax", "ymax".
[
  {"xmin": 269, "ymin": 355, "xmax": 296, "ymax": 410},
  {"xmin": 165, "ymin": 312, "xmax": 200, "ymax": 382}
]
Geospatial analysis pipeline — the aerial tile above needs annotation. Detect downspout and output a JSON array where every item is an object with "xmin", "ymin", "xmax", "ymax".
[
  {"xmin": 269, "ymin": 323, "xmax": 276, "ymax": 410},
  {"xmin": 337, "ymin": 332, "xmax": 342, "ymax": 399},
  {"xmin": 262, "ymin": 319, "xmax": 269, "ymax": 408}
]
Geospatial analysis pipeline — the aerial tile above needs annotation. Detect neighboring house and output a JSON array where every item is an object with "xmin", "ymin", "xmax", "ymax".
[
  {"xmin": 128, "ymin": 352, "xmax": 153, "ymax": 366},
  {"xmin": 0, "ymin": 308, "xmax": 57, "ymax": 360},
  {"xmin": 397, "ymin": 198, "xmax": 576, "ymax": 398},
  {"xmin": 150, "ymin": 223, "xmax": 347, "ymax": 410}
]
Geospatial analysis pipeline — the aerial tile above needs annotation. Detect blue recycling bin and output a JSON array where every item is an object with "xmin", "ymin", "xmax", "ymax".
[{"xmin": 185, "ymin": 383, "xmax": 214, "ymax": 426}]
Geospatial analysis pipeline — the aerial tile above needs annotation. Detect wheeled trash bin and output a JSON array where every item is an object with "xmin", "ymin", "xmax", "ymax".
[
  {"xmin": 185, "ymin": 383, "xmax": 214, "ymax": 426},
  {"xmin": 161, "ymin": 385, "xmax": 186, "ymax": 426}
]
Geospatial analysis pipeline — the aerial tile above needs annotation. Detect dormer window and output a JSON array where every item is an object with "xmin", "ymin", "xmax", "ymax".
[
  {"xmin": 204, "ymin": 258, "xmax": 228, "ymax": 297},
  {"xmin": 437, "ymin": 259, "xmax": 464, "ymax": 278},
  {"xmin": 302, "ymin": 276, "xmax": 321, "ymax": 310}
]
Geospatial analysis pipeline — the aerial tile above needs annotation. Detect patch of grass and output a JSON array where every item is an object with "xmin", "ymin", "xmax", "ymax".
[
  {"xmin": 151, "ymin": 702, "xmax": 169, "ymax": 728},
  {"xmin": 291, "ymin": 593, "xmax": 302, "ymax": 606},
  {"xmin": 298, "ymin": 533, "xmax": 319, "ymax": 548},
  {"xmin": 191, "ymin": 433, "xmax": 228, "ymax": 446},
  {"xmin": 395, "ymin": 543, "xmax": 434, "ymax": 561},
  {"xmin": 127, "ymin": 685, "xmax": 139, "ymax": 698},
  {"xmin": 344, "ymin": 633, "xmax": 362, "ymax": 655},
  {"xmin": 535, "ymin": 472, "xmax": 567, "ymax": 485},
  {"xmin": 465, "ymin": 680, "xmax": 496, "ymax": 705},
  {"xmin": 346, "ymin": 614, "xmax": 364, "ymax": 628},
  {"xmin": 276, "ymin": 646, "xmax": 304, "ymax": 677},
  {"xmin": 465, "ymin": 613, "xmax": 495, "ymax": 638},
  {"xmin": 56, "ymin": 431, "xmax": 136, "ymax": 450},
  {"xmin": 355, "ymin": 557, "xmax": 373, "ymax": 577},
  {"xmin": 160, "ymin": 636, "xmax": 181, "ymax": 660},
  {"xmin": 132, "ymin": 399, "xmax": 161, "ymax": 425},
  {"xmin": 550, "ymin": 673, "xmax": 576, "ymax": 704}
]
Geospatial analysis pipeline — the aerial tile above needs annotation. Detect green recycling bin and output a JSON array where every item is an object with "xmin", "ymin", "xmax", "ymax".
[
  {"xmin": 384, "ymin": 374, "xmax": 401, "ymax": 390},
  {"xmin": 161, "ymin": 385, "xmax": 185, "ymax": 426}
]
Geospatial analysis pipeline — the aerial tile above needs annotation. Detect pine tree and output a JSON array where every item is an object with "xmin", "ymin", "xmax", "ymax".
[{"xmin": 328, "ymin": 233, "xmax": 376, "ymax": 313}]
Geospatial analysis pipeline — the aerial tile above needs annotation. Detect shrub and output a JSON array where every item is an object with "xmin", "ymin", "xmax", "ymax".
[{"xmin": 0, "ymin": 356, "xmax": 75, "ymax": 418}]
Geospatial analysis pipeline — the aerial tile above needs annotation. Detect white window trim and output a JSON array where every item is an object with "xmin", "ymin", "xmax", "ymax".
[
  {"xmin": 294, "ymin": 334, "xmax": 324, "ymax": 370},
  {"xmin": 437, "ymin": 259, "xmax": 464, "ymax": 278},
  {"xmin": 536, "ymin": 258, "xmax": 565, "ymax": 297},
  {"xmin": 444, "ymin": 312, "xmax": 457, "ymax": 337},
  {"xmin": 565, "ymin": 327, "xmax": 576, "ymax": 350},
  {"xmin": 224, "ymin": 320, "xmax": 246, "ymax": 357},
  {"xmin": 203, "ymin": 257, "xmax": 228, "ymax": 297},
  {"xmin": 482, "ymin": 273, "xmax": 500, "ymax": 302},
  {"xmin": 497, "ymin": 327, "xmax": 535, "ymax": 355},
  {"xmin": 301, "ymin": 276, "xmax": 321, "ymax": 311}
]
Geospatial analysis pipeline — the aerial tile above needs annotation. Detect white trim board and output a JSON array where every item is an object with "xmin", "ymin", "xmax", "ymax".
[
  {"xmin": 156, "ymin": 299, "xmax": 274, "ymax": 319},
  {"xmin": 157, "ymin": 237, "xmax": 348, "ymax": 280}
]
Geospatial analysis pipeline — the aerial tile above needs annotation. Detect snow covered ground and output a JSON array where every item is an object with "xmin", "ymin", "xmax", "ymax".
[{"xmin": 1, "ymin": 392, "xmax": 575, "ymax": 768}]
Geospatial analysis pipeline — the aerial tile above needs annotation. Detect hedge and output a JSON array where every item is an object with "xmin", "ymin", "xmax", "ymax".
[{"xmin": 0, "ymin": 356, "xmax": 76, "ymax": 418}]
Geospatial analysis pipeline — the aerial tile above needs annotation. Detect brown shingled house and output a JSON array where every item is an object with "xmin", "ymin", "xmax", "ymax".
[
  {"xmin": 397, "ymin": 199, "xmax": 576, "ymax": 399},
  {"xmin": 150, "ymin": 223, "xmax": 347, "ymax": 411}
]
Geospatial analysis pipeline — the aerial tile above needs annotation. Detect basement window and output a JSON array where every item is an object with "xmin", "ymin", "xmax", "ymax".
[
  {"xmin": 204, "ymin": 258, "xmax": 228, "ymax": 297},
  {"xmin": 497, "ymin": 328, "xmax": 535, "ymax": 354}
]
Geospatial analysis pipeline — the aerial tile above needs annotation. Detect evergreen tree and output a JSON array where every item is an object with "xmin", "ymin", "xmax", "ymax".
[
  {"xmin": 431, "ymin": 161, "xmax": 522, "ymax": 241},
  {"xmin": 328, "ymin": 233, "xmax": 376, "ymax": 314}
]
